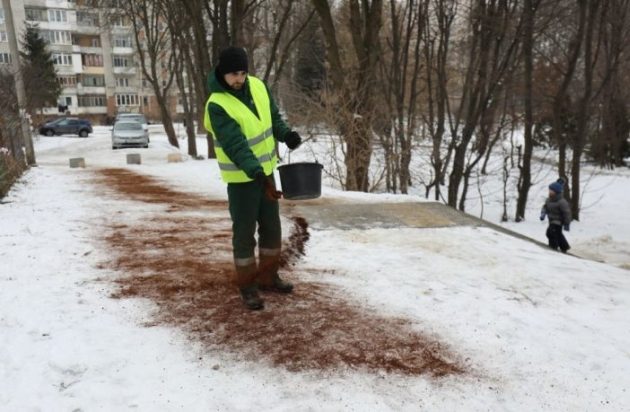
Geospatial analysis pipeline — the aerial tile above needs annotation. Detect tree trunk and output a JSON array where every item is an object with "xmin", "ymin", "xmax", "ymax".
[
  {"xmin": 312, "ymin": 0, "xmax": 383, "ymax": 192},
  {"xmin": 515, "ymin": 0, "xmax": 537, "ymax": 222},
  {"xmin": 569, "ymin": 0, "xmax": 600, "ymax": 221},
  {"xmin": 156, "ymin": 92, "xmax": 179, "ymax": 148}
]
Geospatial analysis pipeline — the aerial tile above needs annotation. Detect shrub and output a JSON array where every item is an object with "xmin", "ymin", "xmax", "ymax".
[{"xmin": 0, "ymin": 147, "xmax": 23, "ymax": 199}]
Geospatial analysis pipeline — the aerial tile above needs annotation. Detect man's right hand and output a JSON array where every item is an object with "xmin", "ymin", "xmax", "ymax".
[{"xmin": 255, "ymin": 171, "xmax": 282, "ymax": 200}]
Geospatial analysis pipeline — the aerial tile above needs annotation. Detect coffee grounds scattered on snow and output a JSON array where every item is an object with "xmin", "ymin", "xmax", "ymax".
[{"xmin": 94, "ymin": 168, "xmax": 465, "ymax": 377}]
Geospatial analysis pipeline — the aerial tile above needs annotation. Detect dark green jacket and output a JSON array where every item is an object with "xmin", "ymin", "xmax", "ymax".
[{"xmin": 207, "ymin": 70, "xmax": 291, "ymax": 179}]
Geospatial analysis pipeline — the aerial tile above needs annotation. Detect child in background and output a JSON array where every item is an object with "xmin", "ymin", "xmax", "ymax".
[{"xmin": 540, "ymin": 179, "xmax": 572, "ymax": 253}]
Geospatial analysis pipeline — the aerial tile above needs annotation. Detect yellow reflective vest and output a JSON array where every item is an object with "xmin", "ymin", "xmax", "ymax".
[{"xmin": 204, "ymin": 76, "xmax": 277, "ymax": 183}]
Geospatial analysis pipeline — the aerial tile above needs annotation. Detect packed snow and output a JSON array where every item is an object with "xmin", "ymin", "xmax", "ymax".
[{"xmin": 1, "ymin": 126, "xmax": 629, "ymax": 411}]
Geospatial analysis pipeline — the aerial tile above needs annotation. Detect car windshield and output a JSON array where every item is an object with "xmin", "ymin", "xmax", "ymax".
[
  {"xmin": 115, "ymin": 122, "xmax": 143, "ymax": 131},
  {"xmin": 118, "ymin": 115, "xmax": 147, "ymax": 124}
]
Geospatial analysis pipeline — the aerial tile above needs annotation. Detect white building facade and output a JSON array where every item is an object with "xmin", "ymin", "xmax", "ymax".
[{"xmin": 0, "ymin": 0, "xmax": 179, "ymax": 123}]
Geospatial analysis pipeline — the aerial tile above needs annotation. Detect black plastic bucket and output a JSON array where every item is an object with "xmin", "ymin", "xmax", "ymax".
[{"xmin": 278, "ymin": 162, "xmax": 323, "ymax": 200}]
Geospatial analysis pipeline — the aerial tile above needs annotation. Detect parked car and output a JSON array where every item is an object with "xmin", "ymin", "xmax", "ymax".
[
  {"xmin": 115, "ymin": 113, "xmax": 148, "ymax": 125},
  {"xmin": 112, "ymin": 121, "xmax": 149, "ymax": 149},
  {"xmin": 115, "ymin": 113, "xmax": 149, "ymax": 142},
  {"xmin": 39, "ymin": 117, "xmax": 93, "ymax": 137}
]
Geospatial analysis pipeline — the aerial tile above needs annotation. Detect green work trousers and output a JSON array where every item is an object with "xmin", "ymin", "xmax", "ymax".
[{"xmin": 227, "ymin": 177, "xmax": 282, "ymax": 266}]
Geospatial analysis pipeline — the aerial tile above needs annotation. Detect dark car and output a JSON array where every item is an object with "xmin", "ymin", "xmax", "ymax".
[{"xmin": 39, "ymin": 117, "xmax": 93, "ymax": 137}]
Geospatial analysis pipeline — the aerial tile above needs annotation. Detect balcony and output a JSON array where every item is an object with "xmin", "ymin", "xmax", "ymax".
[
  {"xmin": 82, "ymin": 66, "xmax": 105, "ymax": 75},
  {"xmin": 77, "ymin": 85, "xmax": 106, "ymax": 95},
  {"xmin": 54, "ymin": 65, "xmax": 76, "ymax": 75},
  {"xmin": 36, "ymin": 21, "xmax": 73, "ymax": 32},
  {"xmin": 74, "ymin": 46, "xmax": 102, "ymax": 54},
  {"xmin": 74, "ymin": 25, "xmax": 101, "ymax": 35},
  {"xmin": 112, "ymin": 46, "xmax": 134, "ymax": 55},
  {"xmin": 113, "ymin": 66, "xmax": 136, "ymax": 75}
]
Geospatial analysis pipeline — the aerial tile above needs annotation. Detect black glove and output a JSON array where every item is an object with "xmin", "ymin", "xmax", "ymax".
[
  {"xmin": 255, "ymin": 171, "xmax": 283, "ymax": 200},
  {"xmin": 285, "ymin": 131, "xmax": 302, "ymax": 150},
  {"xmin": 563, "ymin": 223, "xmax": 570, "ymax": 232}
]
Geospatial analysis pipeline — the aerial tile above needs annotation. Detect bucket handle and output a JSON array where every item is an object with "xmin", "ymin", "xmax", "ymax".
[{"xmin": 284, "ymin": 132, "xmax": 315, "ymax": 164}]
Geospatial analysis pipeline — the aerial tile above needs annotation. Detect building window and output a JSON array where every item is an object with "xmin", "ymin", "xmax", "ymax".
[
  {"xmin": 52, "ymin": 53, "xmax": 72, "ymax": 66},
  {"xmin": 58, "ymin": 76, "xmax": 77, "ymax": 87},
  {"xmin": 78, "ymin": 95, "xmax": 106, "ymax": 107},
  {"xmin": 48, "ymin": 9, "xmax": 67, "ymax": 23},
  {"xmin": 0, "ymin": 8, "xmax": 4, "ymax": 25},
  {"xmin": 0, "ymin": 52, "xmax": 11, "ymax": 64},
  {"xmin": 82, "ymin": 54, "xmax": 103, "ymax": 67},
  {"xmin": 81, "ymin": 75, "xmax": 105, "ymax": 87},
  {"xmin": 25, "ymin": 8, "xmax": 47, "ymax": 22},
  {"xmin": 91, "ymin": 37, "xmax": 101, "ymax": 47},
  {"xmin": 40, "ymin": 30, "xmax": 72, "ymax": 45},
  {"xmin": 115, "ymin": 77, "xmax": 131, "ymax": 87},
  {"xmin": 113, "ymin": 56, "xmax": 132, "ymax": 67},
  {"xmin": 0, "ymin": 31, "xmax": 7, "ymax": 42},
  {"xmin": 143, "ymin": 96, "xmax": 149, "ymax": 106},
  {"xmin": 114, "ymin": 36, "xmax": 132, "ymax": 48},
  {"xmin": 77, "ymin": 11, "xmax": 99, "ymax": 26},
  {"xmin": 112, "ymin": 15, "xmax": 129, "ymax": 27},
  {"xmin": 116, "ymin": 94, "xmax": 139, "ymax": 106}
]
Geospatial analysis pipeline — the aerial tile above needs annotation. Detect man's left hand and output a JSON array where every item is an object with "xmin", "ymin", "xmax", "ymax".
[
  {"xmin": 285, "ymin": 131, "xmax": 302, "ymax": 150},
  {"xmin": 264, "ymin": 178, "xmax": 283, "ymax": 200}
]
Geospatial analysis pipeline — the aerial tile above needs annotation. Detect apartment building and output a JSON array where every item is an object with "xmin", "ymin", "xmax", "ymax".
[{"xmin": 0, "ymin": 0, "xmax": 179, "ymax": 124}]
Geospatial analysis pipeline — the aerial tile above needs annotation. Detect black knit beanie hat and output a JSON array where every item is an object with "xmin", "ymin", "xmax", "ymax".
[{"xmin": 216, "ymin": 47, "xmax": 249, "ymax": 76}]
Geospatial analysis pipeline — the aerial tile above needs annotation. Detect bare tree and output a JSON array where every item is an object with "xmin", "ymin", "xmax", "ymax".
[
  {"xmin": 446, "ymin": 0, "xmax": 524, "ymax": 211},
  {"xmin": 312, "ymin": 0, "xmax": 384, "ymax": 191},
  {"xmin": 568, "ymin": 0, "xmax": 601, "ymax": 221},
  {"xmin": 258, "ymin": 0, "xmax": 316, "ymax": 90},
  {"xmin": 99, "ymin": 0, "xmax": 180, "ymax": 147},
  {"xmin": 162, "ymin": 0, "xmax": 198, "ymax": 157},
  {"xmin": 515, "ymin": 0, "xmax": 542, "ymax": 221},
  {"xmin": 593, "ymin": 0, "xmax": 630, "ymax": 168},
  {"xmin": 380, "ymin": 0, "xmax": 424, "ymax": 194},
  {"xmin": 422, "ymin": 0, "xmax": 456, "ymax": 201}
]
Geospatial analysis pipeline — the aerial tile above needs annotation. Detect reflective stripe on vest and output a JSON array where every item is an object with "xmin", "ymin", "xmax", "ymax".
[
  {"xmin": 214, "ymin": 127, "xmax": 273, "ymax": 149},
  {"xmin": 204, "ymin": 76, "xmax": 277, "ymax": 183},
  {"xmin": 218, "ymin": 152, "xmax": 276, "ymax": 171}
]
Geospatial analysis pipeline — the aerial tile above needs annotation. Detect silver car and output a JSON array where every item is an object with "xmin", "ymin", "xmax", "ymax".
[
  {"xmin": 116, "ymin": 113, "xmax": 148, "ymax": 127},
  {"xmin": 112, "ymin": 121, "xmax": 149, "ymax": 149}
]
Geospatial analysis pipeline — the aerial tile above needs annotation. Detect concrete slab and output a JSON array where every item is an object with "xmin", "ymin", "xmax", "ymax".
[
  {"xmin": 126, "ymin": 154, "xmax": 141, "ymax": 165},
  {"xmin": 283, "ymin": 200, "xmax": 548, "ymax": 248},
  {"xmin": 69, "ymin": 158, "xmax": 85, "ymax": 168},
  {"xmin": 287, "ymin": 201, "xmax": 475, "ymax": 230}
]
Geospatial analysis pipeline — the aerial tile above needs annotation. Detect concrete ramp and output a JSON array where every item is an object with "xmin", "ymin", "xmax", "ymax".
[
  {"xmin": 284, "ymin": 200, "xmax": 547, "ymax": 248},
  {"xmin": 286, "ymin": 201, "xmax": 477, "ymax": 230}
]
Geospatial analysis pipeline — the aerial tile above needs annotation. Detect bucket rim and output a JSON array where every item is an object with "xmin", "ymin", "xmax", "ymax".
[{"xmin": 278, "ymin": 162, "xmax": 323, "ymax": 169}]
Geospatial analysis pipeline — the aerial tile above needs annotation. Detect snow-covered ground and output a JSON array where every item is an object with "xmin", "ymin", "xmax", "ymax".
[
  {"xmin": 288, "ymin": 130, "xmax": 630, "ymax": 270},
  {"xmin": 1, "ymin": 126, "xmax": 629, "ymax": 411}
]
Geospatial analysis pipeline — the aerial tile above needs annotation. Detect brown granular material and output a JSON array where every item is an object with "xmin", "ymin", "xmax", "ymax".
[{"xmin": 94, "ymin": 168, "xmax": 466, "ymax": 377}]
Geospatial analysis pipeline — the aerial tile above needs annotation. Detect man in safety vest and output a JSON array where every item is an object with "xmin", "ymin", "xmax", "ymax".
[{"xmin": 204, "ymin": 46, "xmax": 302, "ymax": 310}]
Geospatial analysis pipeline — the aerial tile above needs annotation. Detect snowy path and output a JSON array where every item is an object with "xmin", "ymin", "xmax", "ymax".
[{"xmin": 1, "ymin": 130, "xmax": 629, "ymax": 411}]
